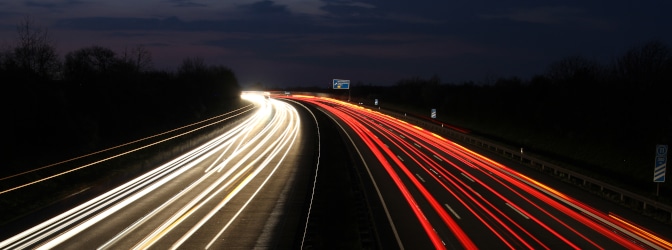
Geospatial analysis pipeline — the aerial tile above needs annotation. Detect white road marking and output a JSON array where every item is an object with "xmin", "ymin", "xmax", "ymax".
[
  {"xmin": 506, "ymin": 203, "xmax": 530, "ymax": 219},
  {"xmin": 444, "ymin": 204, "xmax": 461, "ymax": 219},
  {"xmin": 460, "ymin": 173, "xmax": 475, "ymax": 182},
  {"xmin": 416, "ymin": 174, "xmax": 426, "ymax": 183}
]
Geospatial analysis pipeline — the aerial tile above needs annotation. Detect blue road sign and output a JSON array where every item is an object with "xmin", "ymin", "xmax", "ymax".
[
  {"xmin": 431, "ymin": 109, "xmax": 436, "ymax": 119},
  {"xmin": 654, "ymin": 145, "xmax": 667, "ymax": 183},
  {"xmin": 333, "ymin": 79, "xmax": 350, "ymax": 89}
]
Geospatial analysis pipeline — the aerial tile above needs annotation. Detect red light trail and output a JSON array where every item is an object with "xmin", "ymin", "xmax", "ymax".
[{"xmin": 286, "ymin": 95, "xmax": 671, "ymax": 250}]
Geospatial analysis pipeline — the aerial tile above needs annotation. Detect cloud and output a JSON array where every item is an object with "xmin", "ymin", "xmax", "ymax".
[
  {"xmin": 238, "ymin": 0, "xmax": 290, "ymax": 15},
  {"xmin": 0, "ymin": 10, "xmax": 21, "ymax": 21},
  {"xmin": 55, "ymin": 16, "xmax": 188, "ymax": 31},
  {"xmin": 274, "ymin": 0, "xmax": 327, "ymax": 16},
  {"xmin": 327, "ymin": 0, "xmax": 376, "ymax": 9},
  {"xmin": 299, "ymin": 35, "xmax": 484, "ymax": 60},
  {"xmin": 319, "ymin": 0, "xmax": 443, "ymax": 28},
  {"xmin": 481, "ymin": 6, "xmax": 583, "ymax": 24},
  {"xmin": 345, "ymin": 2, "xmax": 375, "ymax": 9},
  {"xmin": 54, "ymin": 14, "xmax": 325, "ymax": 34},
  {"xmin": 200, "ymin": 32, "xmax": 483, "ymax": 64},
  {"xmin": 165, "ymin": 0, "xmax": 207, "ymax": 8},
  {"xmin": 108, "ymin": 31, "xmax": 156, "ymax": 37},
  {"xmin": 24, "ymin": 0, "xmax": 86, "ymax": 10},
  {"xmin": 384, "ymin": 13, "xmax": 443, "ymax": 24},
  {"xmin": 141, "ymin": 42, "xmax": 171, "ymax": 47},
  {"xmin": 479, "ymin": 6, "xmax": 613, "ymax": 30}
]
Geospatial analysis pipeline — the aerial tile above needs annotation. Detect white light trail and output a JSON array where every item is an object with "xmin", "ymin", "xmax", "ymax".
[
  {"xmin": 1, "ymin": 92, "xmax": 303, "ymax": 250},
  {"xmin": 135, "ymin": 98, "xmax": 300, "ymax": 249}
]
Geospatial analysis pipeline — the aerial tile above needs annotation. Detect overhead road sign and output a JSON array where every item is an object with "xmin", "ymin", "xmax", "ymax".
[
  {"xmin": 333, "ymin": 79, "xmax": 350, "ymax": 89},
  {"xmin": 654, "ymin": 144, "xmax": 667, "ymax": 183}
]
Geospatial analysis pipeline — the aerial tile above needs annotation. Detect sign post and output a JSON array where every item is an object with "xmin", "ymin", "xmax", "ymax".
[
  {"xmin": 654, "ymin": 144, "xmax": 667, "ymax": 197},
  {"xmin": 332, "ymin": 79, "xmax": 350, "ymax": 89},
  {"xmin": 332, "ymin": 79, "xmax": 350, "ymax": 101}
]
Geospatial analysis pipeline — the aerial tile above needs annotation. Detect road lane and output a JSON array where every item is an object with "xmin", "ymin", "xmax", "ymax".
[
  {"xmin": 291, "ymin": 95, "xmax": 672, "ymax": 250},
  {"xmin": 0, "ymin": 92, "xmax": 311, "ymax": 249}
]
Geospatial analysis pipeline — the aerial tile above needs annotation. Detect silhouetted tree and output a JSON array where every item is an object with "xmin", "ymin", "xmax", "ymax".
[
  {"xmin": 528, "ymin": 74, "xmax": 551, "ymax": 87},
  {"xmin": 546, "ymin": 56, "xmax": 601, "ymax": 87},
  {"xmin": 176, "ymin": 57, "xmax": 239, "ymax": 115},
  {"xmin": 178, "ymin": 57, "xmax": 207, "ymax": 76},
  {"xmin": 1, "ymin": 16, "xmax": 245, "ymax": 187},
  {"xmin": 64, "ymin": 45, "xmax": 119, "ymax": 84},
  {"xmin": 10, "ymin": 17, "xmax": 60, "ymax": 81},
  {"xmin": 122, "ymin": 45, "xmax": 153, "ymax": 72},
  {"xmin": 394, "ymin": 76, "xmax": 424, "ymax": 107},
  {"xmin": 610, "ymin": 40, "xmax": 672, "ymax": 149},
  {"xmin": 0, "ymin": 49, "xmax": 14, "ymax": 75},
  {"xmin": 494, "ymin": 76, "xmax": 523, "ymax": 88},
  {"xmin": 419, "ymin": 74, "xmax": 441, "ymax": 108},
  {"xmin": 207, "ymin": 65, "xmax": 239, "ymax": 99},
  {"xmin": 615, "ymin": 40, "xmax": 672, "ymax": 88}
]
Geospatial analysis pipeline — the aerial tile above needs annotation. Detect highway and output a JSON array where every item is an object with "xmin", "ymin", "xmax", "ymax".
[
  {"xmin": 0, "ymin": 92, "xmax": 311, "ymax": 249},
  {"xmin": 3, "ymin": 92, "xmax": 671, "ymax": 249},
  {"xmin": 286, "ymin": 95, "xmax": 672, "ymax": 250}
]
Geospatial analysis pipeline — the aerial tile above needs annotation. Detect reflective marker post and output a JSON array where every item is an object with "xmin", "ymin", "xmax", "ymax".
[{"xmin": 654, "ymin": 144, "xmax": 667, "ymax": 197}]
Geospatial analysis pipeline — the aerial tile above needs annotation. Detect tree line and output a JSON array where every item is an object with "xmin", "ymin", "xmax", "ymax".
[
  {"xmin": 0, "ymin": 18, "xmax": 241, "ymax": 174},
  {"xmin": 347, "ymin": 40, "xmax": 672, "ymax": 193}
]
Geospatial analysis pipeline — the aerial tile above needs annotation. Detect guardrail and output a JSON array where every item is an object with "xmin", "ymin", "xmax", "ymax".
[{"xmin": 375, "ymin": 107, "xmax": 672, "ymax": 223}]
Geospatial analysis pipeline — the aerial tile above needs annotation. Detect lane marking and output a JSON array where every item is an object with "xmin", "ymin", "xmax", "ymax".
[
  {"xmin": 433, "ymin": 155, "xmax": 443, "ymax": 161},
  {"xmin": 460, "ymin": 173, "xmax": 475, "ymax": 182},
  {"xmin": 416, "ymin": 174, "xmax": 426, "ymax": 183},
  {"xmin": 444, "ymin": 204, "xmax": 461, "ymax": 219},
  {"xmin": 506, "ymin": 203, "xmax": 530, "ymax": 219}
]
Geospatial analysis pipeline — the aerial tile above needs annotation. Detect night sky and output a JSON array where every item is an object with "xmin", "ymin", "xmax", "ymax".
[{"xmin": 1, "ymin": 0, "xmax": 671, "ymax": 88}]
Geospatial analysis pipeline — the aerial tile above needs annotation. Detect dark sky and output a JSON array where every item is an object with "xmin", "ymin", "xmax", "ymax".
[{"xmin": 1, "ymin": 0, "xmax": 671, "ymax": 88}]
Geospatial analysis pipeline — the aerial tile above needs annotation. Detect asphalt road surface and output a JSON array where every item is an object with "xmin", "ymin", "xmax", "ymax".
[
  {"xmin": 3, "ymin": 92, "xmax": 671, "ymax": 250},
  {"xmin": 289, "ymin": 95, "xmax": 672, "ymax": 250},
  {"xmin": 0, "ymin": 93, "xmax": 316, "ymax": 249}
]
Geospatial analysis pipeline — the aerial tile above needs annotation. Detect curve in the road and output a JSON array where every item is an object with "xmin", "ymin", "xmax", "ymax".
[
  {"xmin": 288, "ymin": 95, "xmax": 672, "ymax": 250},
  {"xmin": 0, "ymin": 92, "xmax": 307, "ymax": 249}
]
